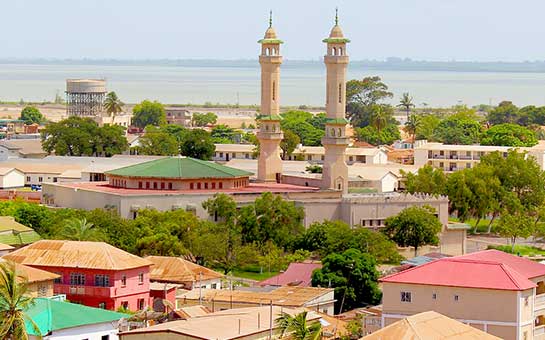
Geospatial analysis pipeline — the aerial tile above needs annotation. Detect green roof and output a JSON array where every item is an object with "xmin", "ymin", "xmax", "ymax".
[
  {"xmin": 0, "ymin": 216, "xmax": 41, "ymax": 246},
  {"xmin": 322, "ymin": 37, "xmax": 351, "ymax": 43},
  {"xmin": 105, "ymin": 157, "xmax": 253, "ymax": 179},
  {"xmin": 258, "ymin": 114, "xmax": 282, "ymax": 121},
  {"xmin": 257, "ymin": 39, "xmax": 284, "ymax": 44},
  {"xmin": 26, "ymin": 298, "xmax": 129, "ymax": 336},
  {"xmin": 326, "ymin": 118, "xmax": 349, "ymax": 125}
]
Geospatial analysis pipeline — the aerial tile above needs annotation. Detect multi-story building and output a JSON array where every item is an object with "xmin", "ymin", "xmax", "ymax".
[
  {"xmin": 3, "ymin": 240, "xmax": 152, "ymax": 311},
  {"xmin": 0, "ymin": 259, "xmax": 59, "ymax": 298},
  {"xmin": 380, "ymin": 249, "xmax": 545, "ymax": 340},
  {"xmin": 414, "ymin": 141, "xmax": 545, "ymax": 171}
]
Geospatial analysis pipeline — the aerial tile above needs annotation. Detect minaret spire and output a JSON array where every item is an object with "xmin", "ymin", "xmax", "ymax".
[
  {"xmin": 269, "ymin": 10, "xmax": 273, "ymax": 28},
  {"xmin": 335, "ymin": 7, "xmax": 338, "ymax": 26}
]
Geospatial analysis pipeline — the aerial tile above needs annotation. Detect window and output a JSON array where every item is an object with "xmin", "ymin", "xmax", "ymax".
[
  {"xmin": 121, "ymin": 301, "xmax": 129, "ymax": 309},
  {"xmin": 98, "ymin": 302, "xmax": 106, "ymax": 309},
  {"xmin": 38, "ymin": 284, "xmax": 48, "ymax": 297},
  {"xmin": 54, "ymin": 273, "xmax": 62, "ymax": 284},
  {"xmin": 211, "ymin": 283, "xmax": 217, "ymax": 289},
  {"xmin": 212, "ymin": 182, "xmax": 216, "ymax": 189},
  {"xmin": 161, "ymin": 182, "xmax": 165, "ymax": 189},
  {"xmin": 94, "ymin": 274, "xmax": 110, "ymax": 287},
  {"xmin": 138, "ymin": 298, "xmax": 145, "ymax": 310},
  {"xmin": 432, "ymin": 293, "xmax": 437, "ymax": 300},
  {"xmin": 70, "ymin": 273, "xmax": 85, "ymax": 286},
  {"xmin": 197, "ymin": 183, "xmax": 201, "ymax": 189},
  {"xmin": 272, "ymin": 81, "xmax": 276, "ymax": 101},
  {"xmin": 146, "ymin": 182, "xmax": 150, "ymax": 189},
  {"xmin": 121, "ymin": 275, "xmax": 127, "ymax": 287},
  {"xmin": 219, "ymin": 182, "xmax": 223, "ymax": 189},
  {"xmin": 338, "ymin": 83, "xmax": 342, "ymax": 103},
  {"xmin": 38, "ymin": 176, "xmax": 43, "ymax": 182},
  {"xmin": 26, "ymin": 176, "xmax": 30, "ymax": 182},
  {"xmin": 53, "ymin": 177, "xmax": 58, "ymax": 183},
  {"xmin": 138, "ymin": 182, "xmax": 142, "ymax": 189},
  {"xmin": 190, "ymin": 183, "xmax": 194, "ymax": 190},
  {"xmin": 454, "ymin": 295, "xmax": 459, "ymax": 301},
  {"xmin": 219, "ymin": 152, "xmax": 224, "ymax": 158},
  {"xmin": 153, "ymin": 182, "xmax": 157, "ymax": 189},
  {"xmin": 400, "ymin": 291, "xmax": 412, "ymax": 302},
  {"xmin": 525, "ymin": 296, "xmax": 529, "ymax": 306},
  {"xmin": 204, "ymin": 182, "xmax": 208, "ymax": 189},
  {"xmin": 168, "ymin": 182, "xmax": 173, "ymax": 190},
  {"xmin": 138, "ymin": 272, "xmax": 144, "ymax": 284}
]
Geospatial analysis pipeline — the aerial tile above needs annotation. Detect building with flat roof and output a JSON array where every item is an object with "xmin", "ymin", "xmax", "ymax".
[
  {"xmin": 3, "ymin": 240, "xmax": 152, "ymax": 311},
  {"xmin": 177, "ymin": 286, "xmax": 336, "ymax": 315},
  {"xmin": 414, "ymin": 140, "xmax": 545, "ymax": 171},
  {"xmin": 119, "ymin": 306, "xmax": 321, "ymax": 340},
  {"xmin": 380, "ymin": 249, "xmax": 545, "ymax": 339}
]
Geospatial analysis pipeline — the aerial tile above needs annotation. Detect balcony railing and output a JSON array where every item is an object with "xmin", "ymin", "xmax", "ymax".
[
  {"xmin": 54, "ymin": 284, "xmax": 116, "ymax": 298},
  {"xmin": 536, "ymin": 293, "xmax": 545, "ymax": 309},
  {"xmin": 536, "ymin": 324, "xmax": 545, "ymax": 336}
]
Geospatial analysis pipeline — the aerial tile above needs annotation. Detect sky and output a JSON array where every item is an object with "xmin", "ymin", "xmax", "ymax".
[{"xmin": 3, "ymin": 0, "xmax": 545, "ymax": 61}]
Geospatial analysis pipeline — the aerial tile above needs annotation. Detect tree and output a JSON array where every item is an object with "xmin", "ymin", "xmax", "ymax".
[
  {"xmin": 41, "ymin": 116, "xmax": 98, "ymax": 156},
  {"xmin": 369, "ymin": 104, "xmax": 392, "ymax": 135},
  {"xmin": 487, "ymin": 101, "xmax": 520, "ymax": 125},
  {"xmin": 346, "ymin": 76, "xmax": 393, "ymax": 128},
  {"xmin": 59, "ymin": 217, "xmax": 104, "ymax": 241},
  {"xmin": 132, "ymin": 100, "xmax": 166, "ymax": 128},
  {"xmin": 312, "ymin": 249, "xmax": 382, "ymax": 313},
  {"xmin": 280, "ymin": 111, "xmax": 324, "ymax": 146},
  {"xmin": 404, "ymin": 114, "xmax": 419, "ymax": 142},
  {"xmin": 138, "ymin": 128, "xmax": 179, "ymax": 156},
  {"xmin": 20, "ymin": 106, "xmax": 43, "ymax": 125},
  {"xmin": 276, "ymin": 311, "xmax": 322, "ymax": 340},
  {"xmin": 383, "ymin": 206, "xmax": 442, "ymax": 256},
  {"xmin": 355, "ymin": 124, "xmax": 400, "ymax": 146},
  {"xmin": 280, "ymin": 130, "xmax": 300, "ymax": 159},
  {"xmin": 481, "ymin": 123, "xmax": 538, "ymax": 147},
  {"xmin": 415, "ymin": 114, "xmax": 441, "ymax": 140},
  {"xmin": 192, "ymin": 112, "xmax": 217, "ymax": 127},
  {"xmin": 397, "ymin": 92, "xmax": 415, "ymax": 120},
  {"xmin": 433, "ymin": 115, "xmax": 481, "ymax": 144},
  {"xmin": 180, "ymin": 129, "xmax": 215, "ymax": 160},
  {"xmin": 210, "ymin": 124, "xmax": 238, "ymax": 144},
  {"xmin": 496, "ymin": 212, "xmax": 534, "ymax": 252},
  {"xmin": 103, "ymin": 91, "xmax": 124, "ymax": 121},
  {"xmin": 0, "ymin": 261, "xmax": 40, "ymax": 340},
  {"xmin": 402, "ymin": 165, "xmax": 447, "ymax": 195},
  {"xmin": 94, "ymin": 124, "xmax": 128, "ymax": 157}
]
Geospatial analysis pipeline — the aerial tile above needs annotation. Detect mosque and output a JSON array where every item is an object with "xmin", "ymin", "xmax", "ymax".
[{"xmin": 41, "ymin": 12, "xmax": 465, "ymax": 256}]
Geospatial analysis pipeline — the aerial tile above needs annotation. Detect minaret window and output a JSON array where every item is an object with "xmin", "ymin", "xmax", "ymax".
[
  {"xmin": 332, "ymin": 47, "xmax": 337, "ymax": 56},
  {"xmin": 339, "ymin": 47, "xmax": 343, "ymax": 56},
  {"xmin": 338, "ymin": 128, "xmax": 342, "ymax": 137},
  {"xmin": 272, "ymin": 81, "xmax": 276, "ymax": 101},
  {"xmin": 338, "ymin": 83, "xmax": 342, "ymax": 103}
]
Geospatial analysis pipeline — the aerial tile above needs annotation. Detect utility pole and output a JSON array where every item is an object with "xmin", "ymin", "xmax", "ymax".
[
  {"xmin": 199, "ymin": 271, "xmax": 203, "ymax": 305},
  {"xmin": 269, "ymin": 299, "xmax": 273, "ymax": 340}
]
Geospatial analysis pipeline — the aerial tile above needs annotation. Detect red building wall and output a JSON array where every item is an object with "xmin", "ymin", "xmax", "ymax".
[{"xmin": 29, "ymin": 265, "xmax": 151, "ymax": 311}]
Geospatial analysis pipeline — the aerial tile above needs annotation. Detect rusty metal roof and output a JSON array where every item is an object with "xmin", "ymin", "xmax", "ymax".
[
  {"xmin": 146, "ymin": 256, "xmax": 223, "ymax": 284},
  {"xmin": 3, "ymin": 240, "xmax": 152, "ymax": 271},
  {"xmin": 0, "ymin": 259, "xmax": 59, "ymax": 283}
]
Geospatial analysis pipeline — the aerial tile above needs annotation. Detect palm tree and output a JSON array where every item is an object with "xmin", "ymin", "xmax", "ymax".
[
  {"xmin": 370, "ymin": 105, "xmax": 389, "ymax": 135},
  {"xmin": 104, "ymin": 91, "xmax": 124, "ymax": 122},
  {"xmin": 404, "ymin": 114, "xmax": 420, "ymax": 142},
  {"xmin": 0, "ymin": 261, "xmax": 41, "ymax": 340},
  {"xmin": 60, "ymin": 218, "xmax": 104, "ymax": 241},
  {"xmin": 397, "ymin": 92, "xmax": 415, "ymax": 120},
  {"xmin": 276, "ymin": 311, "xmax": 322, "ymax": 340}
]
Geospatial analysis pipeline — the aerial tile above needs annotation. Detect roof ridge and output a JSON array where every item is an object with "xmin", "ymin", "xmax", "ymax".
[
  {"xmin": 380, "ymin": 258, "xmax": 443, "ymax": 282},
  {"xmin": 499, "ymin": 263, "xmax": 531, "ymax": 290},
  {"xmin": 189, "ymin": 157, "xmax": 243, "ymax": 177},
  {"xmin": 405, "ymin": 315, "xmax": 425, "ymax": 340}
]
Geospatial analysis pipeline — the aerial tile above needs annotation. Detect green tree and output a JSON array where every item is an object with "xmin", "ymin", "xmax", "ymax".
[
  {"xmin": 355, "ymin": 124, "xmax": 400, "ymax": 146},
  {"xmin": 210, "ymin": 124, "xmax": 238, "ymax": 144},
  {"xmin": 20, "ymin": 106, "xmax": 43, "ymax": 125},
  {"xmin": 280, "ymin": 130, "xmax": 300, "ymax": 159},
  {"xmin": 132, "ymin": 100, "xmax": 166, "ymax": 128},
  {"xmin": 59, "ymin": 218, "xmax": 104, "ymax": 241},
  {"xmin": 415, "ymin": 114, "xmax": 441, "ymax": 140},
  {"xmin": 487, "ymin": 101, "xmax": 520, "ymax": 125},
  {"xmin": 103, "ymin": 91, "xmax": 124, "ymax": 121},
  {"xmin": 402, "ymin": 165, "xmax": 447, "ymax": 195},
  {"xmin": 496, "ymin": 212, "xmax": 535, "ymax": 252},
  {"xmin": 192, "ymin": 112, "xmax": 217, "ymax": 127},
  {"xmin": 346, "ymin": 76, "xmax": 393, "ymax": 128},
  {"xmin": 0, "ymin": 261, "xmax": 41, "ymax": 340},
  {"xmin": 481, "ymin": 123, "xmax": 538, "ymax": 147},
  {"xmin": 41, "ymin": 116, "xmax": 99, "ymax": 156},
  {"xmin": 94, "ymin": 124, "xmax": 128, "ymax": 157},
  {"xmin": 280, "ymin": 111, "xmax": 324, "ymax": 146},
  {"xmin": 312, "ymin": 249, "xmax": 382, "ymax": 313},
  {"xmin": 180, "ymin": 129, "xmax": 215, "ymax": 160},
  {"xmin": 369, "ymin": 104, "xmax": 392, "ymax": 135},
  {"xmin": 135, "ymin": 233, "xmax": 187, "ymax": 256},
  {"xmin": 383, "ymin": 206, "xmax": 442, "ymax": 256},
  {"xmin": 433, "ymin": 115, "xmax": 481, "ymax": 144},
  {"xmin": 138, "ymin": 127, "xmax": 179, "ymax": 156},
  {"xmin": 404, "ymin": 114, "xmax": 419, "ymax": 142},
  {"xmin": 397, "ymin": 92, "xmax": 415, "ymax": 120},
  {"xmin": 276, "ymin": 311, "xmax": 322, "ymax": 340}
]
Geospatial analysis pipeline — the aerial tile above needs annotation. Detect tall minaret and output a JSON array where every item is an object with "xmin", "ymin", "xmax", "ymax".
[
  {"xmin": 256, "ymin": 12, "xmax": 284, "ymax": 182},
  {"xmin": 321, "ymin": 9, "xmax": 350, "ymax": 193}
]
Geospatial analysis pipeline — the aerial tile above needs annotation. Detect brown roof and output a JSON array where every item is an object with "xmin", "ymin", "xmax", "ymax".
[
  {"xmin": 178, "ymin": 286, "xmax": 334, "ymax": 308},
  {"xmin": 362, "ymin": 311, "xmax": 500, "ymax": 339},
  {"xmin": 146, "ymin": 256, "xmax": 223, "ymax": 284},
  {"xmin": 0, "ymin": 259, "xmax": 59, "ymax": 283},
  {"xmin": 3, "ymin": 240, "xmax": 152, "ymax": 271},
  {"xmin": 0, "ymin": 242, "xmax": 14, "ymax": 251},
  {"xmin": 0, "ymin": 139, "xmax": 46, "ymax": 156}
]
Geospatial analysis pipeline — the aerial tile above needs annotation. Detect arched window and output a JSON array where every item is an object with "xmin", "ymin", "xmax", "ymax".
[
  {"xmin": 265, "ymin": 47, "xmax": 270, "ymax": 56},
  {"xmin": 338, "ymin": 128, "xmax": 342, "ymax": 137},
  {"xmin": 331, "ymin": 128, "xmax": 336, "ymax": 137},
  {"xmin": 338, "ymin": 83, "xmax": 342, "ymax": 103},
  {"xmin": 332, "ymin": 47, "xmax": 337, "ymax": 56},
  {"xmin": 339, "ymin": 47, "xmax": 343, "ymax": 56},
  {"xmin": 272, "ymin": 81, "xmax": 276, "ymax": 101}
]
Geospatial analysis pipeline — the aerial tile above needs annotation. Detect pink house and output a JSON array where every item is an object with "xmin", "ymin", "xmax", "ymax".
[{"xmin": 3, "ymin": 240, "xmax": 152, "ymax": 311}]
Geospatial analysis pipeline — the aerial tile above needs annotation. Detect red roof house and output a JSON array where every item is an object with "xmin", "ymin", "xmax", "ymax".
[{"xmin": 259, "ymin": 262, "xmax": 322, "ymax": 287}]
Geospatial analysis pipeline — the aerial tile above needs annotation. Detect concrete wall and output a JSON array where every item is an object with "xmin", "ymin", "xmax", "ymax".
[{"xmin": 0, "ymin": 169, "xmax": 25, "ymax": 188}]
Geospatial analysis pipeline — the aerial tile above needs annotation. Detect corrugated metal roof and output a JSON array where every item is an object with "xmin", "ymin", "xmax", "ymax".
[
  {"xmin": 259, "ymin": 262, "xmax": 322, "ymax": 287},
  {"xmin": 146, "ymin": 256, "xmax": 223, "ymax": 284},
  {"xmin": 3, "ymin": 240, "xmax": 152, "ymax": 270},
  {"xmin": 0, "ymin": 259, "xmax": 59, "ymax": 283}
]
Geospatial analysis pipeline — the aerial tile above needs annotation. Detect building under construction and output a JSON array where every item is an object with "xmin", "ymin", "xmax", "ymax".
[{"xmin": 66, "ymin": 79, "xmax": 106, "ymax": 117}]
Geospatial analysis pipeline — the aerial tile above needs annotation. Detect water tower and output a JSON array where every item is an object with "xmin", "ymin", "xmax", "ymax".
[{"xmin": 66, "ymin": 79, "xmax": 107, "ymax": 117}]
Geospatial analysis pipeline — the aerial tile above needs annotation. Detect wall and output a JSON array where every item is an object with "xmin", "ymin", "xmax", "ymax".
[
  {"xmin": 39, "ymin": 321, "xmax": 121, "ymax": 340},
  {"xmin": 0, "ymin": 146, "xmax": 20, "ymax": 161},
  {"xmin": 0, "ymin": 170, "xmax": 25, "ymax": 188},
  {"xmin": 27, "ymin": 280, "xmax": 55, "ymax": 298}
]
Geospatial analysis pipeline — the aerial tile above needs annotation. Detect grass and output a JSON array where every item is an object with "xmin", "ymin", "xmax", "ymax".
[
  {"xmin": 487, "ymin": 244, "xmax": 545, "ymax": 257},
  {"xmin": 449, "ymin": 217, "xmax": 497, "ymax": 234},
  {"xmin": 231, "ymin": 270, "xmax": 279, "ymax": 281}
]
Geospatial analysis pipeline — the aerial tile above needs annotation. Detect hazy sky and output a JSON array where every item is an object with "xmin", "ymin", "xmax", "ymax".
[{"xmin": 3, "ymin": 0, "xmax": 545, "ymax": 61}]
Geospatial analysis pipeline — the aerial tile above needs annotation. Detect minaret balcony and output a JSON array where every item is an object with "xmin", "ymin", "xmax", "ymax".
[
  {"xmin": 257, "ymin": 131, "xmax": 284, "ymax": 140},
  {"xmin": 324, "ymin": 55, "xmax": 349, "ymax": 64},
  {"xmin": 322, "ymin": 136, "xmax": 349, "ymax": 146}
]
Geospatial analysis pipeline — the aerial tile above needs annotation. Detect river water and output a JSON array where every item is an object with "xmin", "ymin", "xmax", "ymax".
[{"xmin": 1, "ymin": 62, "xmax": 545, "ymax": 107}]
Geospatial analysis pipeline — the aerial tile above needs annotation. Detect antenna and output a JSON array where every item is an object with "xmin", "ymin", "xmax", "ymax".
[
  {"xmin": 335, "ymin": 7, "xmax": 339, "ymax": 25},
  {"xmin": 269, "ymin": 10, "xmax": 273, "ymax": 28}
]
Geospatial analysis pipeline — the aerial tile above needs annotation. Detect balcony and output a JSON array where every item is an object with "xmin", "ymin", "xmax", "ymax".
[
  {"xmin": 536, "ymin": 294, "xmax": 545, "ymax": 310},
  {"xmin": 54, "ymin": 284, "xmax": 116, "ymax": 298},
  {"xmin": 536, "ymin": 325, "xmax": 545, "ymax": 337}
]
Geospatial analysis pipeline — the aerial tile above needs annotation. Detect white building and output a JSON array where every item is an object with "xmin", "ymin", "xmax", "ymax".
[
  {"xmin": 0, "ymin": 167, "xmax": 25, "ymax": 188},
  {"xmin": 0, "ymin": 139, "xmax": 47, "ymax": 161}
]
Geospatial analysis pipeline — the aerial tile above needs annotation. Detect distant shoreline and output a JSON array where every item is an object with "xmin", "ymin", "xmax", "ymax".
[{"xmin": 4, "ymin": 58, "xmax": 545, "ymax": 73}]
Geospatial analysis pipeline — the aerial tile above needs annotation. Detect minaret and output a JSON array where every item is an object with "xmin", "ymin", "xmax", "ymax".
[
  {"xmin": 321, "ymin": 9, "xmax": 350, "ymax": 193},
  {"xmin": 257, "ymin": 11, "xmax": 284, "ymax": 182}
]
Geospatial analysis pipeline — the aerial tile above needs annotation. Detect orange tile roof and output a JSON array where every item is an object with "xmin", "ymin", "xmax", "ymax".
[
  {"xmin": 3, "ymin": 240, "xmax": 152, "ymax": 271},
  {"xmin": 146, "ymin": 256, "xmax": 223, "ymax": 285}
]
